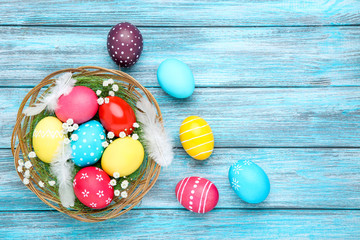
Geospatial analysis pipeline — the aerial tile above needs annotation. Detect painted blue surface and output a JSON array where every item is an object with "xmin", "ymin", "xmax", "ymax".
[{"xmin": 0, "ymin": 1, "xmax": 359, "ymax": 239}]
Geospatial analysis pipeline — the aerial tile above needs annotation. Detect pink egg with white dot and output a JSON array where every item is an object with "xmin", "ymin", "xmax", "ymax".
[{"xmin": 175, "ymin": 176, "xmax": 219, "ymax": 213}]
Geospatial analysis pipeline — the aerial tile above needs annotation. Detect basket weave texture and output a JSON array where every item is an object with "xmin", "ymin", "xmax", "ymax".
[{"xmin": 11, "ymin": 66, "xmax": 162, "ymax": 222}]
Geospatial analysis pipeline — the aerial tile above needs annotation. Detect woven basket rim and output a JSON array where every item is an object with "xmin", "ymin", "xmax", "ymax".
[{"xmin": 11, "ymin": 66, "xmax": 162, "ymax": 222}]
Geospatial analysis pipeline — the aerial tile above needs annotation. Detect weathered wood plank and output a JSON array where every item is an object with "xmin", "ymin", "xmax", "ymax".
[
  {"xmin": 2, "ymin": 148, "xmax": 359, "ymax": 210},
  {"xmin": 1, "ymin": 88, "xmax": 360, "ymax": 148},
  {"xmin": 0, "ymin": 27, "xmax": 359, "ymax": 87},
  {"xmin": 1, "ymin": 0, "xmax": 359, "ymax": 26},
  {"xmin": 0, "ymin": 210, "xmax": 359, "ymax": 239}
]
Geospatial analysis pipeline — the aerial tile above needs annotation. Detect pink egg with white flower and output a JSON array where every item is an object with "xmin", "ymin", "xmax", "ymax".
[
  {"xmin": 175, "ymin": 176, "xmax": 219, "ymax": 213},
  {"xmin": 55, "ymin": 86, "xmax": 98, "ymax": 124},
  {"xmin": 73, "ymin": 166, "xmax": 114, "ymax": 209}
]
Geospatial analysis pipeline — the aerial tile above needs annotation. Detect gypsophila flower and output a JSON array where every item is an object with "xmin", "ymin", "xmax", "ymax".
[
  {"xmin": 23, "ymin": 178, "xmax": 30, "ymax": 185},
  {"xmin": 103, "ymin": 80, "xmax": 109, "ymax": 87},
  {"xmin": 38, "ymin": 181, "xmax": 44, "ymax": 188},
  {"xmin": 62, "ymin": 129, "xmax": 68, "ymax": 134},
  {"xmin": 24, "ymin": 161, "xmax": 32, "ymax": 169},
  {"xmin": 62, "ymin": 122, "xmax": 69, "ymax": 129},
  {"xmin": 64, "ymin": 138, "xmax": 71, "ymax": 144},
  {"xmin": 112, "ymin": 84, "xmax": 119, "ymax": 92},
  {"xmin": 114, "ymin": 190, "xmax": 120, "ymax": 197},
  {"xmin": 71, "ymin": 134, "xmax": 78, "ymax": 141},
  {"xmin": 104, "ymin": 97, "xmax": 110, "ymax": 104},
  {"xmin": 108, "ymin": 79, "xmax": 114, "ymax": 84},
  {"xmin": 109, "ymin": 91, "xmax": 115, "ymax": 96},
  {"xmin": 102, "ymin": 141, "xmax": 109, "ymax": 148},
  {"xmin": 17, "ymin": 166, "xmax": 23, "ymax": 173},
  {"xmin": 119, "ymin": 131, "xmax": 126, "ymax": 138},
  {"xmin": 66, "ymin": 118, "xmax": 74, "ymax": 125},
  {"xmin": 132, "ymin": 134, "xmax": 139, "ymax": 140},
  {"xmin": 73, "ymin": 123, "xmax": 79, "ymax": 130},
  {"xmin": 113, "ymin": 172, "xmax": 120, "ymax": 179},
  {"xmin": 28, "ymin": 151, "xmax": 36, "ymax": 158},
  {"xmin": 121, "ymin": 191, "xmax": 128, "ymax": 198},
  {"xmin": 18, "ymin": 159, "xmax": 24, "ymax": 166},
  {"xmin": 67, "ymin": 126, "xmax": 74, "ymax": 132},
  {"xmin": 96, "ymin": 90, "xmax": 102, "ymax": 96},
  {"xmin": 121, "ymin": 180, "xmax": 129, "ymax": 189},
  {"xmin": 110, "ymin": 179, "xmax": 117, "ymax": 186},
  {"xmin": 107, "ymin": 131, "xmax": 115, "ymax": 139},
  {"xmin": 97, "ymin": 97, "xmax": 104, "ymax": 105},
  {"xmin": 24, "ymin": 170, "xmax": 30, "ymax": 178},
  {"xmin": 49, "ymin": 180, "xmax": 56, "ymax": 186},
  {"xmin": 133, "ymin": 122, "xmax": 139, "ymax": 128}
]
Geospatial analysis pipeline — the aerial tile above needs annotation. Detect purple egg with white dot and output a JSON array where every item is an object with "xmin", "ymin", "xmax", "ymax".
[{"xmin": 107, "ymin": 22, "xmax": 143, "ymax": 68}]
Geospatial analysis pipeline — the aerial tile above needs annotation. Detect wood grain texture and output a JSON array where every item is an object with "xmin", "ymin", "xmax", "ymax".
[
  {"xmin": 1, "ymin": 0, "xmax": 360, "ymax": 26},
  {"xmin": 2, "ymin": 148, "xmax": 360, "ymax": 211},
  {"xmin": 1, "ymin": 88, "xmax": 360, "ymax": 148},
  {"xmin": 0, "ymin": 27, "xmax": 359, "ymax": 87},
  {"xmin": 0, "ymin": 210, "xmax": 359, "ymax": 239}
]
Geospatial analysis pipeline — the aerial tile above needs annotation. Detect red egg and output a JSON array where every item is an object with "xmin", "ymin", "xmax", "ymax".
[
  {"xmin": 175, "ymin": 176, "xmax": 219, "ymax": 213},
  {"xmin": 99, "ymin": 96, "xmax": 136, "ymax": 136},
  {"xmin": 73, "ymin": 167, "xmax": 114, "ymax": 209},
  {"xmin": 107, "ymin": 22, "xmax": 143, "ymax": 68},
  {"xmin": 55, "ymin": 86, "xmax": 98, "ymax": 124}
]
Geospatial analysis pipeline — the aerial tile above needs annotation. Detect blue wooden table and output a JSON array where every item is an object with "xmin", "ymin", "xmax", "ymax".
[{"xmin": 0, "ymin": 1, "xmax": 360, "ymax": 239}]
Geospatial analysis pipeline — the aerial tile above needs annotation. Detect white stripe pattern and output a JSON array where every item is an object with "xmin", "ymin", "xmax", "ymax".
[
  {"xmin": 33, "ymin": 129, "xmax": 63, "ymax": 139},
  {"xmin": 181, "ymin": 117, "xmax": 201, "ymax": 126},
  {"xmin": 184, "ymin": 140, "xmax": 214, "ymax": 152},
  {"xmin": 176, "ymin": 178, "xmax": 186, "ymax": 202},
  {"xmin": 180, "ymin": 177, "xmax": 191, "ymax": 204},
  {"xmin": 181, "ymin": 132, "xmax": 213, "ymax": 143},
  {"xmin": 179, "ymin": 124, "xmax": 209, "ymax": 136},
  {"xmin": 202, "ymin": 183, "xmax": 213, "ymax": 213},
  {"xmin": 192, "ymin": 149, "xmax": 213, "ymax": 158},
  {"xmin": 198, "ymin": 180, "xmax": 209, "ymax": 213}
]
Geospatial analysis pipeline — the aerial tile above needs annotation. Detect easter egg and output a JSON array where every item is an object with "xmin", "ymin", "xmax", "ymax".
[
  {"xmin": 71, "ymin": 120, "xmax": 106, "ymax": 167},
  {"xmin": 107, "ymin": 22, "xmax": 143, "ymax": 68},
  {"xmin": 179, "ymin": 116, "xmax": 214, "ymax": 160},
  {"xmin": 157, "ymin": 58, "xmax": 195, "ymax": 98},
  {"xmin": 99, "ymin": 96, "xmax": 136, "ymax": 136},
  {"xmin": 101, "ymin": 137, "xmax": 144, "ymax": 177},
  {"xmin": 55, "ymin": 86, "xmax": 98, "ymax": 124},
  {"xmin": 175, "ymin": 176, "xmax": 219, "ymax": 213},
  {"xmin": 73, "ymin": 167, "xmax": 114, "ymax": 209},
  {"xmin": 229, "ymin": 160, "xmax": 270, "ymax": 204},
  {"xmin": 32, "ymin": 116, "xmax": 64, "ymax": 163}
]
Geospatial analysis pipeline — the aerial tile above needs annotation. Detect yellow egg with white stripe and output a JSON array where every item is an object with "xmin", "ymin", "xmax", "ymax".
[{"xmin": 179, "ymin": 116, "xmax": 214, "ymax": 160}]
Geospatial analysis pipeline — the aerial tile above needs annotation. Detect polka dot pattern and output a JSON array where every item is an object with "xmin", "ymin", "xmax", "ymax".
[{"xmin": 107, "ymin": 22, "xmax": 143, "ymax": 68}]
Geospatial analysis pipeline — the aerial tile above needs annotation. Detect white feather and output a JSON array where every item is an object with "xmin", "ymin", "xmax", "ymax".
[
  {"xmin": 136, "ymin": 97, "xmax": 174, "ymax": 167},
  {"xmin": 50, "ymin": 141, "xmax": 75, "ymax": 208},
  {"xmin": 24, "ymin": 72, "xmax": 76, "ymax": 116}
]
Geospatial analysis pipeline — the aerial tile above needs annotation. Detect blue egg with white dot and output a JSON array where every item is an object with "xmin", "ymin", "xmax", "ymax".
[
  {"xmin": 70, "ymin": 120, "xmax": 106, "ymax": 167},
  {"xmin": 228, "ymin": 160, "xmax": 270, "ymax": 204}
]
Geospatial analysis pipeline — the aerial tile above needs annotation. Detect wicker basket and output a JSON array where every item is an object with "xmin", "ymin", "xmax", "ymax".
[{"xmin": 11, "ymin": 66, "xmax": 162, "ymax": 222}]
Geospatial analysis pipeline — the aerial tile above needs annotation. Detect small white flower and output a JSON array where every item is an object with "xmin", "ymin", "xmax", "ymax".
[
  {"xmin": 104, "ymin": 97, "xmax": 110, "ymax": 104},
  {"xmin": 38, "ymin": 181, "xmax": 44, "ymax": 188},
  {"xmin": 112, "ymin": 84, "xmax": 119, "ymax": 92},
  {"xmin": 108, "ymin": 79, "xmax": 114, "ymax": 84},
  {"xmin": 108, "ymin": 91, "xmax": 115, "ymax": 96},
  {"xmin": 64, "ymin": 138, "xmax": 71, "ymax": 144},
  {"xmin": 121, "ymin": 191, "xmax": 128, "ymax": 198},
  {"xmin": 23, "ymin": 178, "xmax": 30, "ymax": 185},
  {"xmin": 17, "ymin": 166, "xmax": 23, "ymax": 173},
  {"xmin": 73, "ymin": 123, "xmax": 79, "ymax": 130},
  {"xmin": 66, "ymin": 118, "xmax": 74, "ymax": 125},
  {"xmin": 103, "ymin": 80, "xmax": 109, "ymax": 87},
  {"xmin": 121, "ymin": 180, "xmax": 129, "ymax": 189},
  {"xmin": 96, "ymin": 90, "xmax": 102, "ymax": 96},
  {"xmin": 97, "ymin": 97, "xmax": 104, "ymax": 105},
  {"xmin": 67, "ymin": 126, "xmax": 74, "ymax": 132},
  {"xmin": 114, "ymin": 190, "xmax": 120, "ymax": 196},
  {"xmin": 132, "ymin": 134, "xmax": 139, "ymax": 140},
  {"xmin": 102, "ymin": 141, "xmax": 109, "ymax": 148},
  {"xmin": 28, "ymin": 151, "xmax": 36, "ymax": 158},
  {"xmin": 96, "ymin": 174, "xmax": 104, "ymax": 182},
  {"xmin": 62, "ymin": 122, "xmax": 69, "ymax": 130},
  {"xmin": 133, "ymin": 122, "xmax": 139, "ymax": 128},
  {"xmin": 62, "ymin": 129, "xmax": 68, "ymax": 134},
  {"xmin": 107, "ymin": 131, "xmax": 115, "ymax": 139},
  {"xmin": 113, "ymin": 172, "xmax": 120, "ymax": 179},
  {"xmin": 119, "ymin": 132, "xmax": 126, "ymax": 138},
  {"xmin": 105, "ymin": 197, "xmax": 112, "ymax": 204},
  {"xmin": 18, "ymin": 159, "xmax": 24, "ymax": 166},
  {"xmin": 90, "ymin": 202, "xmax": 97, "ymax": 208},
  {"xmin": 71, "ymin": 134, "xmax": 78, "ymax": 141},
  {"xmin": 49, "ymin": 180, "xmax": 56, "ymax": 186},
  {"xmin": 24, "ymin": 170, "xmax": 30, "ymax": 178},
  {"xmin": 24, "ymin": 161, "xmax": 32, "ymax": 169},
  {"xmin": 110, "ymin": 179, "xmax": 117, "ymax": 186}
]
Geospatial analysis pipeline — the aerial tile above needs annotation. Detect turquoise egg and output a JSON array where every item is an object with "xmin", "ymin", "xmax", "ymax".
[
  {"xmin": 228, "ymin": 160, "xmax": 270, "ymax": 204},
  {"xmin": 157, "ymin": 58, "xmax": 195, "ymax": 98},
  {"xmin": 71, "ymin": 120, "xmax": 106, "ymax": 167}
]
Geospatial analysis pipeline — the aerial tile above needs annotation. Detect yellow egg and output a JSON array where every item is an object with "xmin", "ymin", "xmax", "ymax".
[
  {"xmin": 101, "ymin": 137, "xmax": 144, "ymax": 177},
  {"xmin": 32, "ymin": 116, "xmax": 64, "ymax": 163},
  {"xmin": 179, "ymin": 116, "xmax": 214, "ymax": 160}
]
